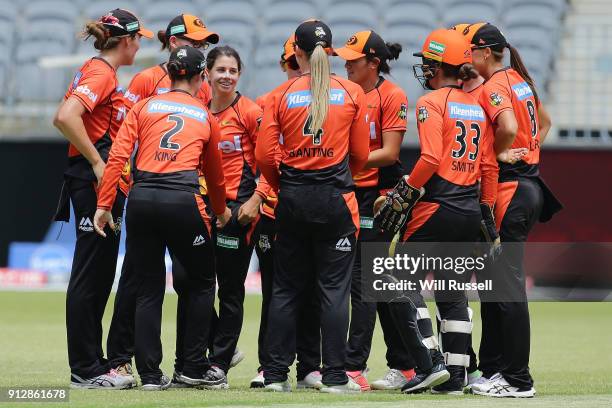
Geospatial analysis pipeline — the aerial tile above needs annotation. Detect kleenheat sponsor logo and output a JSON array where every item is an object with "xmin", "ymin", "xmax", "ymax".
[
  {"xmin": 511, "ymin": 82, "xmax": 534, "ymax": 101},
  {"xmin": 286, "ymin": 89, "xmax": 345, "ymax": 108},
  {"xmin": 448, "ymin": 102, "xmax": 485, "ymax": 121},
  {"xmin": 148, "ymin": 100, "xmax": 208, "ymax": 122}
]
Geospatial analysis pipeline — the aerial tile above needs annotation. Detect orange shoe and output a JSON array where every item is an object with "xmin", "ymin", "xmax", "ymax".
[{"xmin": 346, "ymin": 370, "xmax": 371, "ymax": 391}]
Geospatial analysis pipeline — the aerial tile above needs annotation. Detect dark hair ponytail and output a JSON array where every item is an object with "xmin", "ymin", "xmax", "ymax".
[
  {"xmin": 507, "ymin": 44, "xmax": 539, "ymax": 104},
  {"xmin": 368, "ymin": 42, "xmax": 402, "ymax": 74},
  {"xmin": 167, "ymin": 60, "xmax": 199, "ymax": 81},
  {"xmin": 458, "ymin": 63, "xmax": 479, "ymax": 81},
  {"xmin": 81, "ymin": 21, "xmax": 121, "ymax": 51},
  {"xmin": 158, "ymin": 30, "xmax": 169, "ymax": 50}
]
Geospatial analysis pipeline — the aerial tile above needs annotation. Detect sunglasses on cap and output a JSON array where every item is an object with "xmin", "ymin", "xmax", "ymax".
[{"xmin": 471, "ymin": 42, "xmax": 503, "ymax": 50}]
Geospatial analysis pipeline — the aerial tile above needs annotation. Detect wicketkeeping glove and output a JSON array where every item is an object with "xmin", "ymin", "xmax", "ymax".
[
  {"xmin": 374, "ymin": 176, "xmax": 425, "ymax": 234},
  {"xmin": 480, "ymin": 203, "xmax": 502, "ymax": 261}
]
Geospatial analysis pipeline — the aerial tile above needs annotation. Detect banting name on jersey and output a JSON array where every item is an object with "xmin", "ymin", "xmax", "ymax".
[
  {"xmin": 511, "ymin": 82, "xmax": 534, "ymax": 101},
  {"xmin": 148, "ymin": 101, "xmax": 208, "ymax": 122},
  {"xmin": 286, "ymin": 89, "xmax": 345, "ymax": 109},
  {"xmin": 448, "ymin": 103, "xmax": 485, "ymax": 121}
]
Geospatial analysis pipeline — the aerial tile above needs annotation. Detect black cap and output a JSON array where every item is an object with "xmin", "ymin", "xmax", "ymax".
[
  {"xmin": 168, "ymin": 46, "xmax": 206, "ymax": 76},
  {"xmin": 294, "ymin": 20, "xmax": 332, "ymax": 53},
  {"xmin": 471, "ymin": 23, "xmax": 508, "ymax": 52},
  {"xmin": 99, "ymin": 8, "xmax": 153, "ymax": 38}
]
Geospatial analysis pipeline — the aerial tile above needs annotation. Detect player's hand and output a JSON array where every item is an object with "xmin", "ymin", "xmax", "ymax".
[
  {"xmin": 92, "ymin": 160, "xmax": 106, "ymax": 187},
  {"xmin": 479, "ymin": 203, "xmax": 502, "ymax": 261},
  {"xmin": 374, "ymin": 176, "xmax": 425, "ymax": 234},
  {"xmin": 216, "ymin": 206, "xmax": 232, "ymax": 229},
  {"xmin": 497, "ymin": 148, "xmax": 528, "ymax": 164},
  {"xmin": 237, "ymin": 194, "xmax": 262, "ymax": 226},
  {"xmin": 93, "ymin": 208, "xmax": 115, "ymax": 238}
]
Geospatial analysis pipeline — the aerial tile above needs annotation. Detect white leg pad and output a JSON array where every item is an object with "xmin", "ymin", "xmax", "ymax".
[
  {"xmin": 444, "ymin": 352, "xmax": 470, "ymax": 367},
  {"xmin": 417, "ymin": 307, "xmax": 430, "ymax": 320},
  {"xmin": 422, "ymin": 336, "xmax": 438, "ymax": 349},
  {"xmin": 440, "ymin": 319, "xmax": 473, "ymax": 334}
]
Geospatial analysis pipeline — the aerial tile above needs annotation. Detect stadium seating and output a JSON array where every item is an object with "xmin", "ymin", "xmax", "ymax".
[{"xmin": 0, "ymin": 0, "xmax": 571, "ymax": 131}]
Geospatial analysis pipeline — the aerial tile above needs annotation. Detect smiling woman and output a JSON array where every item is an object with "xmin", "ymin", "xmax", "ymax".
[{"xmin": 202, "ymin": 45, "xmax": 264, "ymax": 389}]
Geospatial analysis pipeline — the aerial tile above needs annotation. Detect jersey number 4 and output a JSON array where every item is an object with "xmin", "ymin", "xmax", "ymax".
[
  {"xmin": 159, "ymin": 115, "xmax": 183, "ymax": 150},
  {"xmin": 451, "ymin": 120, "xmax": 481, "ymax": 161},
  {"xmin": 303, "ymin": 113, "xmax": 324, "ymax": 145}
]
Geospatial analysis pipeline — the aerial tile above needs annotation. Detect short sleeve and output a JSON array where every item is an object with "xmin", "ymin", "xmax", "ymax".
[
  {"xmin": 68, "ymin": 65, "xmax": 115, "ymax": 113},
  {"xmin": 381, "ymin": 87, "xmax": 408, "ymax": 132},
  {"xmin": 480, "ymin": 77, "xmax": 513, "ymax": 123},
  {"xmin": 415, "ymin": 97, "xmax": 444, "ymax": 166}
]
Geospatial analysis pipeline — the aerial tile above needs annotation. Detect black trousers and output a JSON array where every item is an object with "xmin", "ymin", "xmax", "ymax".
[
  {"xmin": 107, "ymin": 245, "xmax": 136, "ymax": 369},
  {"xmin": 393, "ymin": 203, "xmax": 481, "ymax": 373},
  {"xmin": 346, "ymin": 187, "xmax": 414, "ymax": 372},
  {"xmin": 66, "ymin": 178, "xmax": 125, "ymax": 378},
  {"xmin": 108, "ymin": 233, "xmax": 218, "ymax": 373},
  {"xmin": 479, "ymin": 178, "xmax": 543, "ymax": 390},
  {"xmin": 126, "ymin": 186, "xmax": 216, "ymax": 383},
  {"xmin": 264, "ymin": 185, "xmax": 357, "ymax": 386},
  {"xmin": 208, "ymin": 200, "xmax": 256, "ymax": 373},
  {"xmin": 254, "ymin": 214, "xmax": 321, "ymax": 379}
]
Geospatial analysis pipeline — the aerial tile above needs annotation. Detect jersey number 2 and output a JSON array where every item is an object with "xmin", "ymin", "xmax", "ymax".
[
  {"xmin": 160, "ymin": 115, "xmax": 184, "ymax": 150},
  {"xmin": 303, "ymin": 113, "xmax": 323, "ymax": 145}
]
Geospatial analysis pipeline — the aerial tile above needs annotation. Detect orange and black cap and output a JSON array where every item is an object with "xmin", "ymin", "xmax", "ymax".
[
  {"xmin": 281, "ymin": 33, "xmax": 296, "ymax": 62},
  {"xmin": 294, "ymin": 20, "xmax": 332, "ymax": 53},
  {"xmin": 99, "ymin": 8, "xmax": 153, "ymax": 39},
  {"xmin": 454, "ymin": 22, "xmax": 508, "ymax": 52},
  {"xmin": 334, "ymin": 30, "xmax": 391, "ymax": 61},
  {"xmin": 450, "ymin": 22, "xmax": 487, "ymax": 44},
  {"xmin": 169, "ymin": 45, "xmax": 206, "ymax": 75},
  {"xmin": 166, "ymin": 14, "xmax": 219, "ymax": 43},
  {"xmin": 413, "ymin": 28, "xmax": 472, "ymax": 66}
]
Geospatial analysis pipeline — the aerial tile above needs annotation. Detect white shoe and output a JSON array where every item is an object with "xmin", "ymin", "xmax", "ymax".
[
  {"xmin": 230, "ymin": 348, "xmax": 245, "ymax": 368},
  {"xmin": 250, "ymin": 371, "xmax": 264, "ymax": 388},
  {"xmin": 470, "ymin": 372, "xmax": 501, "ymax": 393},
  {"xmin": 473, "ymin": 375, "xmax": 535, "ymax": 398},
  {"xmin": 264, "ymin": 380, "xmax": 292, "ymax": 392},
  {"xmin": 70, "ymin": 369, "xmax": 134, "ymax": 389},
  {"xmin": 142, "ymin": 374, "xmax": 171, "ymax": 391},
  {"xmin": 114, "ymin": 363, "xmax": 137, "ymax": 388},
  {"xmin": 464, "ymin": 371, "xmax": 487, "ymax": 393},
  {"xmin": 319, "ymin": 378, "xmax": 361, "ymax": 394},
  {"xmin": 297, "ymin": 370, "xmax": 323, "ymax": 389},
  {"xmin": 371, "ymin": 369, "xmax": 415, "ymax": 390}
]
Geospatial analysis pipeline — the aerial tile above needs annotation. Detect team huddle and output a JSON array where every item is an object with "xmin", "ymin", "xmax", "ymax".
[{"xmin": 52, "ymin": 7, "xmax": 561, "ymax": 399}]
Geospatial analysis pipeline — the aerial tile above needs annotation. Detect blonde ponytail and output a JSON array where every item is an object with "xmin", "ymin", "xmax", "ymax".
[{"xmin": 308, "ymin": 44, "xmax": 330, "ymax": 135}]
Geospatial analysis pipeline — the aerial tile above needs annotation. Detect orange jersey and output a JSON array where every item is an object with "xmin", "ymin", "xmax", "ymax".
[
  {"xmin": 414, "ymin": 86, "xmax": 490, "ymax": 214},
  {"xmin": 255, "ymin": 92, "xmax": 269, "ymax": 110},
  {"xmin": 353, "ymin": 77, "xmax": 408, "ymax": 189},
  {"xmin": 97, "ymin": 89, "xmax": 226, "ymax": 215},
  {"xmin": 64, "ymin": 57, "xmax": 124, "ymax": 160},
  {"xmin": 466, "ymin": 83, "xmax": 499, "ymax": 207},
  {"xmin": 123, "ymin": 64, "xmax": 211, "ymax": 111},
  {"xmin": 255, "ymin": 92, "xmax": 278, "ymax": 219},
  {"xmin": 208, "ymin": 94, "xmax": 262, "ymax": 203},
  {"xmin": 256, "ymin": 74, "xmax": 369, "ymax": 191},
  {"xmin": 480, "ymin": 67, "xmax": 541, "ymax": 179}
]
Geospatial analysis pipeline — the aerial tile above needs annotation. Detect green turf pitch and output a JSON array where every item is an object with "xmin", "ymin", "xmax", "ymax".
[{"xmin": 0, "ymin": 292, "xmax": 610, "ymax": 407}]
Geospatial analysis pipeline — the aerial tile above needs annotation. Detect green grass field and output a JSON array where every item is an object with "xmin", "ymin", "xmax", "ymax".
[{"xmin": 0, "ymin": 292, "xmax": 610, "ymax": 407}]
